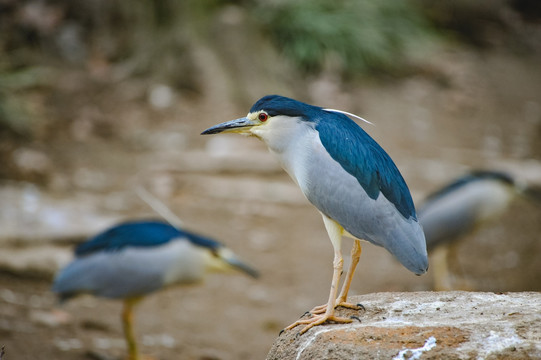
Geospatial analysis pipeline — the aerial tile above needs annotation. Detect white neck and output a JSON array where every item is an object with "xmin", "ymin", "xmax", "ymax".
[{"xmin": 250, "ymin": 115, "xmax": 317, "ymax": 192}]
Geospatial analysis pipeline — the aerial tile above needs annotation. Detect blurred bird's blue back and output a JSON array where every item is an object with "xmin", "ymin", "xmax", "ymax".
[
  {"xmin": 418, "ymin": 170, "xmax": 517, "ymax": 251},
  {"xmin": 75, "ymin": 220, "xmax": 220, "ymax": 256},
  {"xmin": 250, "ymin": 95, "xmax": 416, "ymax": 220},
  {"xmin": 422, "ymin": 171, "xmax": 514, "ymax": 208}
]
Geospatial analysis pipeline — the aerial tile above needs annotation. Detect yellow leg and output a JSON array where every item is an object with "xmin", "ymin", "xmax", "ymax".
[
  {"xmin": 285, "ymin": 216, "xmax": 353, "ymax": 335},
  {"xmin": 122, "ymin": 299, "xmax": 140, "ymax": 360},
  {"xmin": 311, "ymin": 239, "xmax": 363, "ymax": 314},
  {"xmin": 337, "ymin": 239, "xmax": 362, "ymax": 305},
  {"xmin": 432, "ymin": 244, "xmax": 451, "ymax": 291}
]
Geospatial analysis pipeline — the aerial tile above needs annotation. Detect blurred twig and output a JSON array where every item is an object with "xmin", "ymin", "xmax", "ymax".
[{"xmin": 134, "ymin": 185, "xmax": 185, "ymax": 229}]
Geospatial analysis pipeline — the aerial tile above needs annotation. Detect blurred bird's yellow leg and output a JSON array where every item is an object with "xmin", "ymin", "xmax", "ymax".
[
  {"xmin": 432, "ymin": 244, "xmax": 452, "ymax": 291},
  {"xmin": 285, "ymin": 216, "xmax": 353, "ymax": 334},
  {"xmin": 122, "ymin": 298, "xmax": 141, "ymax": 360}
]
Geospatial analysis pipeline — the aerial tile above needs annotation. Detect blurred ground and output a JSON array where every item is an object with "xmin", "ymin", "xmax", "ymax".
[{"xmin": 1, "ymin": 3, "xmax": 541, "ymax": 359}]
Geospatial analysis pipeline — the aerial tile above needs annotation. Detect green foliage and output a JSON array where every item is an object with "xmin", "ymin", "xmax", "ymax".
[
  {"xmin": 0, "ymin": 67, "xmax": 50, "ymax": 138},
  {"xmin": 0, "ymin": 94, "xmax": 33, "ymax": 138},
  {"xmin": 256, "ymin": 0, "xmax": 435, "ymax": 75}
]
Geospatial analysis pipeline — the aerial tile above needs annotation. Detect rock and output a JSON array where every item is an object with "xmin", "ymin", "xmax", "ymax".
[
  {"xmin": 0, "ymin": 245, "xmax": 71, "ymax": 279},
  {"xmin": 12, "ymin": 148, "xmax": 53, "ymax": 179},
  {"xmin": 29, "ymin": 309, "xmax": 71, "ymax": 328},
  {"xmin": 266, "ymin": 291, "xmax": 541, "ymax": 360},
  {"xmin": 0, "ymin": 182, "xmax": 122, "ymax": 279},
  {"xmin": 0, "ymin": 183, "xmax": 120, "ymax": 246}
]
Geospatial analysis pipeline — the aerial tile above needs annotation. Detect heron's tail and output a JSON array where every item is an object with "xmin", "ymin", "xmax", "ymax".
[{"xmin": 387, "ymin": 219, "xmax": 429, "ymax": 275}]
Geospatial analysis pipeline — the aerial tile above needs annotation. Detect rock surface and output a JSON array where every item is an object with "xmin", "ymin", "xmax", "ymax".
[
  {"xmin": 0, "ymin": 183, "xmax": 120, "ymax": 246},
  {"xmin": 267, "ymin": 291, "xmax": 541, "ymax": 360}
]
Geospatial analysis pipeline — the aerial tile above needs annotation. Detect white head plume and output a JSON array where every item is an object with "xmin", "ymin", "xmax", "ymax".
[{"xmin": 323, "ymin": 108, "xmax": 374, "ymax": 126}]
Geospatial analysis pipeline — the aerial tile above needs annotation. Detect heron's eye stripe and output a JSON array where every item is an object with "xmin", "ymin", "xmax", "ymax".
[{"xmin": 258, "ymin": 113, "xmax": 268, "ymax": 122}]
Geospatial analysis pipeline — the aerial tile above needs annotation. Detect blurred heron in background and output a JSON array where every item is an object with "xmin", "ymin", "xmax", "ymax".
[
  {"xmin": 52, "ymin": 220, "xmax": 258, "ymax": 360},
  {"xmin": 202, "ymin": 95, "xmax": 427, "ymax": 334},
  {"xmin": 418, "ymin": 170, "xmax": 539, "ymax": 290}
]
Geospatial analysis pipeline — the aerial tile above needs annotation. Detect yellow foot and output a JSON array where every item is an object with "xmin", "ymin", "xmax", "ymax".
[
  {"xmin": 285, "ymin": 313, "xmax": 353, "ymax": 335},
  {"xmin": 310, "ymin": 301, "xmax": 364, "ymax": 315}
]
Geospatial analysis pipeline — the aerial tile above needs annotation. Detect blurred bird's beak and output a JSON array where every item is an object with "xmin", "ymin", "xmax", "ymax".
[
  {"xmin": 218, "ymin": 248, "xmax": 260, "ymax": 278},
  {"xmin": 201, "ymin": 117, "xmax": 257, "ymax": 135}
]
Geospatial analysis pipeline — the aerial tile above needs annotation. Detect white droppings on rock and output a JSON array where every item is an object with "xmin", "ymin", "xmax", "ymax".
[
  {"xmin": 460, "ymin": 328, "xmax": 525, "ymax": 360},
  {"xmin": 295, "ymin": 326, "xmax": 336, "ymax": 360},
  {"xmin": 393, "ymin": 336, "xmax": 437, "ymax": 360}
]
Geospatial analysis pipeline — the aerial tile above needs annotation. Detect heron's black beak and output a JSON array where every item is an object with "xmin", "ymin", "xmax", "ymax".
[
  {"xmin": 201, "ymin": 117, "xmax": 256, "ymax": 135},
  {"xmin": 214, "ymin": 247, "xmax": 259, "ymax": 278},
  {"xmin": 224, "ymin": 255, "xmax": 260, "ymax": 278}
]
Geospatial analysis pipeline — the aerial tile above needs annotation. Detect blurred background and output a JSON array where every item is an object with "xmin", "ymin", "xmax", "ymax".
[{"xmin": 1, "ymin": 0, "xmax": 540, "ymax": 359}]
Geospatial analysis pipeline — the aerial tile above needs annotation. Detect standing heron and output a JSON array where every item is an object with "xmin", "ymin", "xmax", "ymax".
[
  {"xmin": 418, "ymin": 170, "xmax": 534, "ymax": 290},
  {"xmin": 202, "ymin": 95, "xmax": 427, "ymax": 334},
  {"xmin": 52, "ymin": 220, "xmax": 258, "ymax": 360}
]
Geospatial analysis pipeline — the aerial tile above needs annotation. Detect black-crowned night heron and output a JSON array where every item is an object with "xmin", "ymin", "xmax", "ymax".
[
  {"xmin": 202, "ymin": 95, "xmax": 428, "ymax": 334},
  {"xmin": 417, "ymin": 170, "xmax": 534, "ymax": 290},
  {"xmin": 52, "ymin": 220, "xmax": 258, "ymax": 360}
]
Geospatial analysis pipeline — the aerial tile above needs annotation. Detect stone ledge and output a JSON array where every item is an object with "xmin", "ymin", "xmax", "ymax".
[{"xmin": 266, "ymin": 291, "xmax": 541, "ymax": 360}]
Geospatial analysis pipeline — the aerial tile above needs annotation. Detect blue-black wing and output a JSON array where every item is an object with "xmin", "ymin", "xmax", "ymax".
[
  {"xmin": 75, "ymin": 220, "xmax": 222, "ymax": 256},
  {"xmin": 75, "ymin": 220, "xmax": 182, "ymax": 256},
  {"xmin": 423, "ymin": 170, "xmax": 514, "ymax": 207},
  {"xmin": 316, "ymin": 112, "xmax": 416, "ymax": 220}
]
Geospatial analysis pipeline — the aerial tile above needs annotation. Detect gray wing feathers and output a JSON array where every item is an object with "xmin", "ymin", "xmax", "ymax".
[
  {"xmin": 304, "ymin": 146, "xmax": 428, "ymax": 274},
  {"xmin": 52, "ymin": 251, "xmax": 165, "ymax": 298}
]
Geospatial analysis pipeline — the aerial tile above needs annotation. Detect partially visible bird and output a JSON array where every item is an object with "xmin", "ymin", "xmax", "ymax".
[
  {"xmin": 417, "ymin": 170, "xmax": 532, "ymax": 290},
  {"xmin": 52, "ymin": 220, "xmax": 258, "ymax": 360},
  {"xmin": 202, "ymin": 95, "xmax": 427, "ymax": 334}
]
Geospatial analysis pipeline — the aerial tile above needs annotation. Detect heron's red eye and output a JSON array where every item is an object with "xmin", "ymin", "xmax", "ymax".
[{"xmin": 258, "ymin": 113, "xmax": 268, "ymax": 122}]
